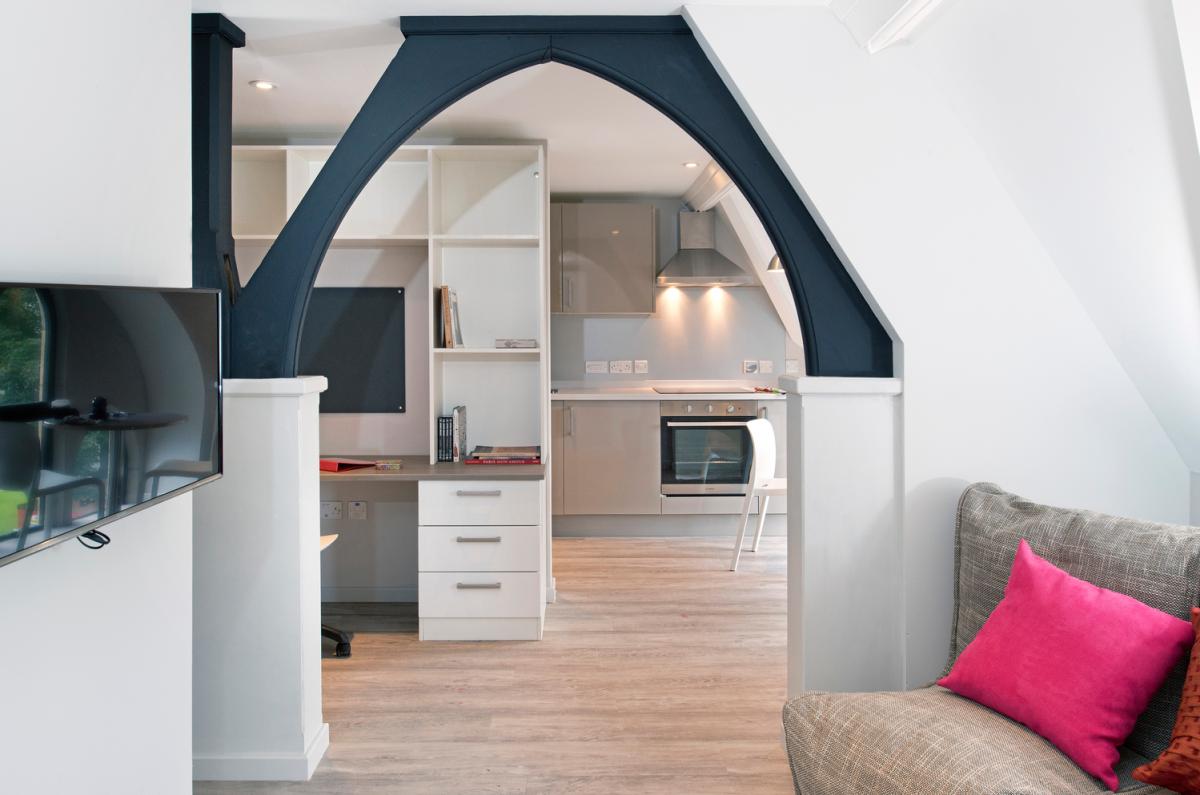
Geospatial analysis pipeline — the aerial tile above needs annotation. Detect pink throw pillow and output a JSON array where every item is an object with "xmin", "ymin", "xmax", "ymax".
[{"xmin": 938, "ymin": 539, "xmax": 1193, "ymax": 791}]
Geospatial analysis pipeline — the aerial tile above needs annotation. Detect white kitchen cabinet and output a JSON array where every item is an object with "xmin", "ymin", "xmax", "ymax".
[{"xmin": 560, "ymin": 401, "xmax": 661, "ymax": 515}]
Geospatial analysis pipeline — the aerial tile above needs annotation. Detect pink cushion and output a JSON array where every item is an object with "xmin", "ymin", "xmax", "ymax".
[{"xmin": 938, "ymin": 539, "xmax": 1194, "ymax": 791}]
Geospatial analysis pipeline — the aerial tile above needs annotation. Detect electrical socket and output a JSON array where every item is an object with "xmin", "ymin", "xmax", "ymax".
[
  {"xmin": 348, "ymin": 500, "xmax": 368, "ymax": 521},
  {"xmin": 634, "ymin": 359, "xmax": 649, "ymax": 374},
  {"xmin": 585, "ymin": 360, "xmax": 607, "ymax": 374},
  {"xmin": 320, "ymin": 501, "xmax": 343, "ymax": 521},
  {"xmin": 759, "ymin": 359, "xmax": 774, "ymax": 374},
  {"xmin": 785, "ymin": 359, "xmax": 801, "ymax": 375},
  {"xmin": 742, "ymin": 360, "xmax": 759, "ymax": 374},
  {"xmin": 609, "ymin": 359, "xmax": 633, "ymax": 374}
]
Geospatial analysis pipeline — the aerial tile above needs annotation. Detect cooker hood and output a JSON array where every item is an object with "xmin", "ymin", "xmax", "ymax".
[{"xmin": 656, "ymin": 210, "xmax": 755, "ymax": 287}]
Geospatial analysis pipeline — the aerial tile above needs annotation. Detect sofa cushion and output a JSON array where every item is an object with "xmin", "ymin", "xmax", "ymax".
[
  {"xmin": 951, "ymin": 483, "xmax": 1200, "ymax": 760},
  {"xmin": 782, "ymin": 687, "xmax": 1172, "ymax": 795}
]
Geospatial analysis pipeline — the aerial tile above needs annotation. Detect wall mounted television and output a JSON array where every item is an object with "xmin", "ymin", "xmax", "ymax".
[{"xmin": 0, "ymin": 284, "xmax": 221, "ymax": 568}]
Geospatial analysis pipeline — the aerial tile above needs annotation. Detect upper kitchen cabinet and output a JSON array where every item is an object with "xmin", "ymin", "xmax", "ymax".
[{"xmin": 552, "ymin": 202, "xmax": 657, "ymax": 315}]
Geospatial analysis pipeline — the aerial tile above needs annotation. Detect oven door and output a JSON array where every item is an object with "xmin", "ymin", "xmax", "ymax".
[{"xmin": 660, "ymin": 418, "xmax": 752, "ymax": 495}]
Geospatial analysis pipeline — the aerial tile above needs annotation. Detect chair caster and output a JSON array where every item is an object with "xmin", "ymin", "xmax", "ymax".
[{"xmin": 334, "ymin": 642, "xmax": 352, "ymax": 658}]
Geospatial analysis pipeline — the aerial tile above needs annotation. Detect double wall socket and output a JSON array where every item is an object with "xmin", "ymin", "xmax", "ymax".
[{"xmin": 586, "ymin": 359, "xmax": 649, "ymax": 374}]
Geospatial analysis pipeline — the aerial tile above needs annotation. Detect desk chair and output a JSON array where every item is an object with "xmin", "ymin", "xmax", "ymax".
[
  {"xmin": 320, "ymin": 534, "xmax": 352, "ymax": 657},
  {"xmin": 0, "ymin": 423, "xmax": 105, "ymax": 550},
  {"xmin": 730, "ymin": 418, "xmax": 787, "ymax": 571}
]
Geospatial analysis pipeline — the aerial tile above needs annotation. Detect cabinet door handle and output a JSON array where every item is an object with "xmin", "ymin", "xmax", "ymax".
[
  {"xmin": 566, "ymin": 277, "xmax": 574, "ymax": 310},
  {"xmin": 455, "ymin": 489, "xmax": 501, "ymax": 497},
  {"xmin": 456, "ymin": 536, "xmax": 502, "ymax": 543},
  {"xmin": 565, "ymin": 406, "xmax": 574, "ymax": 436},
  {"xmin": 456, "ymin": 582, "xmax": 502, "ymax": 589},
  {"xmin": 758, "ymin": 406, "xmax": 767, "ymax": 419}
]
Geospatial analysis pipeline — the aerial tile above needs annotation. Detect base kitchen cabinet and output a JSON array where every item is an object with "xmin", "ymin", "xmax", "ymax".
[{"xmin": 560, "ymin": 401, "xmax": 661, "ymax": 515}]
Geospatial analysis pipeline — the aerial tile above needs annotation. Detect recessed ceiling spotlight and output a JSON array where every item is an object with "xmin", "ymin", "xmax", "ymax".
[
  {"xmin": 249, "ymin": 80, "xmax": 277, "ymax": 91},
  {"xmin": 683, "ymin": 161, "xmax": 699, "ymax": 169}
]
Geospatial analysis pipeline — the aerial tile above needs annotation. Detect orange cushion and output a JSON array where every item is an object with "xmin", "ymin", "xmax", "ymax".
[{"xmin": 1134, "ymin": 607, "xmax": 1200, "ymax": 794}]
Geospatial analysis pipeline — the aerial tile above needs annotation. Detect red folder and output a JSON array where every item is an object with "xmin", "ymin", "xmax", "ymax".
[{"xmin": 319, "ymin": 458, "xmax": 374, "ymax": 472}]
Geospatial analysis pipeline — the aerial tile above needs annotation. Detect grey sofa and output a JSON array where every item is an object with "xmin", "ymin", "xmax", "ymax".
[{"xmin": 782, "ymin": 482, "xmax": 1200, "ymax": 794}]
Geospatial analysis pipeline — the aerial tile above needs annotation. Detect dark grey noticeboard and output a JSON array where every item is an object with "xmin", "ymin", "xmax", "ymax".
[{"xmin": 298, "ymin": 287, "xmax": 405, "ymax": 413}]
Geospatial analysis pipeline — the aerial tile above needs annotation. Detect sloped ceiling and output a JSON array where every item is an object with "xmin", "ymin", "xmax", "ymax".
[{"xmin": 914, "ymin": 0, "xmax": 1200, "ymax": 473}]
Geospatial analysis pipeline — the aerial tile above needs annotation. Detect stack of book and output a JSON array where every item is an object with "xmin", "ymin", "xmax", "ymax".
[
  {"xmin": 465, "ymin": 445, "xmax": 541, "ymax": 465},
  {"xmin": 435, "ymin": 285, "xmax": 464, "ymax": 348},
  {"xmin": 437, "ymin": 406, "xmax": 468, "ymax": 463}
]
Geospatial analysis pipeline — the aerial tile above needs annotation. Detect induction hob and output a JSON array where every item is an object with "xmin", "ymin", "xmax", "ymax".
[{"xmin": 651, "ymin": 385, "xmax": 757, "ymax": 394}]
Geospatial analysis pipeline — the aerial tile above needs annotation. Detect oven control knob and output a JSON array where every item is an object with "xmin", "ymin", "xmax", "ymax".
[
  {"xmin": 706, "ymin": 404, "xmax": 714, "ymax": 413},
  {"xmin": 726, "ymin": 404, "xmax": 736, "ymax": 414}
]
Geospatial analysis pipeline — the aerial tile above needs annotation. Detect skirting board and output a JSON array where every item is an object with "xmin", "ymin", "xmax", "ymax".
[
  {"xmin": 193, "ymin": 722, "xmax": 329, "ymax": 782},
  {"xmin": 552, "ymin": 514, "xmax": 786, "ymax": 538}
]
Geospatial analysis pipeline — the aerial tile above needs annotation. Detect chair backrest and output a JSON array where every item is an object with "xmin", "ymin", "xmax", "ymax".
[
  {"xmin": 745, "ymin": 418, "xmax": 776, "ymax": 482},
  {"xmin": 0, "ymin": 422, "xmax": 39, "ymax": 493},
  {"xmin": 949, "ymin": 482, "xmax": 1200, "ymax": 761}
]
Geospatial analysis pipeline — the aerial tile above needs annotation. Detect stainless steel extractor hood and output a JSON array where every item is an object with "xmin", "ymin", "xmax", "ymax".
[{"xmin": 656, "ymin": 210, "xmax": 754, "ymax": 287}]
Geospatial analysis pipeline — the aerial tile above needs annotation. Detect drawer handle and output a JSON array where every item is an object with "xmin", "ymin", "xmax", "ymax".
[
  {"xmin": 456, "ymin": 582, "xmax": 502, "ymax": 590},
  {"xmin": 456, "ymin": 536, "xmax": 502, "ymax": 543},
  {"xmin": 456, "ymin": 489, "xmax": 502, "ymax": 497}
]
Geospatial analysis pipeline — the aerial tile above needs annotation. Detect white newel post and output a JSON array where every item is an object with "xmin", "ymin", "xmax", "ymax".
[
  {"xmin": 192, "ymin": 377, "xmax": 329, "ymax": 781},
  {"xmin": 782, "ymin": 376, "xmax": 904, "ymax": 696}
]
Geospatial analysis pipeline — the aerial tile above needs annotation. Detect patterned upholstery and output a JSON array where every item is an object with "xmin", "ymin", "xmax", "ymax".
[{"xmin": 783, "ymin": 482, "xmax": 1200, "ymax": 794}]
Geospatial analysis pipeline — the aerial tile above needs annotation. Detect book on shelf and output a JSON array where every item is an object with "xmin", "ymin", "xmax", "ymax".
[
  {"xmin": 435, "ymin": 285, "xmax": 464, "ymax": 349},
  {"xmin": 436, "ymin": 416, "xmax": 454, "ymax": 463},
  {"xmin": 495, "ymin": 338, "xmax": 537, "ymax": 349},
  {"xmin": 464, "ymin": 445, "xmax": 541, "ymax": 465},
  {"xmin": 451, "ymin": 405, "xmax": 467, "ymax": 463}
]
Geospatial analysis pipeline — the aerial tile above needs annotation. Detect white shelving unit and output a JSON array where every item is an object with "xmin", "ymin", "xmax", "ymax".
[{"xmin": 231, "ymin": 142, "xmax": 550, "ymax": 467}]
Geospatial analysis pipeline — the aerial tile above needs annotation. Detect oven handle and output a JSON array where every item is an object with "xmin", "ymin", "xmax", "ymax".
[{"xmin": 665, "ymin": 421, "xmax": 752, "ymax": 428}]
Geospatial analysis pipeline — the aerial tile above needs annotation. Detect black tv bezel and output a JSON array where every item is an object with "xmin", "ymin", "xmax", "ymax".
[{"xmin": 0, "ymin": 282, "xmax": 223, "ymax": 569}]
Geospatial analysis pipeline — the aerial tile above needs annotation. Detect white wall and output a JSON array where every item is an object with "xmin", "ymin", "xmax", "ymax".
[
  {"xmin": 687, "ymin": 4, "xmax": 1191, "ymax": 688},
  {"xmin": 912, "ymin": 0, "xmax": 1200, "ymax": 476},
  {"xmin": 0, "ymin": 1, "xmax": 193, "ymax": 792}
]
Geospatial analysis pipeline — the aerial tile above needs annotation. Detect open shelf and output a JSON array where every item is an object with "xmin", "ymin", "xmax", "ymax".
[
  {"xmin": 434, "ymin": 347, "xmax": 540, "ymax": 359},
  {"xmin": 430, "ymin": 234, "xmax": 539, "ymax": 246},
  {"xmin": 234, "ymin": 234, "xmax": 428, "ymax": 248}
]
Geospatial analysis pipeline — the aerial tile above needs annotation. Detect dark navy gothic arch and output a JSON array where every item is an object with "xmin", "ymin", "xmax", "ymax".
[{"xmin": 215, "ymin": 16, "xmax": 894, "ymax": 378}]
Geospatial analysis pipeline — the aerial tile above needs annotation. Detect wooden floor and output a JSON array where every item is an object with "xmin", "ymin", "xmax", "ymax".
[{"xmin": 196, "ymin": 537, "xmax": 791, "ymax": 795}]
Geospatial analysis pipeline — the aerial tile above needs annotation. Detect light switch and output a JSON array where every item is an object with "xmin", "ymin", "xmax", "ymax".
[
  {"xmin": 759, "ymin": 360, "xmax": 774, "ymax": 374},
  {"xmin": 609, "ymin": 360, "xmax": 633, "ymax": 374},
  {"xmin": 320, "ymin": 501, "xmax": 343, "ymax": 521},
  {"xmin": 742, "ymin": 360, "xmax": 759, "ymax": 374},
  {"xmin": 348, "ymin": 500, "xmax": 368, "ymax": 521},
  {"xmin": 634, "ymin": 360, "xmax": 649, "ymax": 374},
  {"xmin": 586, "ymin": 360, "xmax": 607, "ymax": 374}
]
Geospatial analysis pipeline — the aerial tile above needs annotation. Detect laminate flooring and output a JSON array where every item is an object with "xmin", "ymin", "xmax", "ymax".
[{"xmin": 195, "ymin": 536, "xmax": 792, "ymax": 794}]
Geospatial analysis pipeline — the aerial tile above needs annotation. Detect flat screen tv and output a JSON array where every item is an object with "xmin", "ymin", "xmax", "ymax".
[{"xmin": 0, "ymin": 284, "xmax": 221, "ymax": 567}]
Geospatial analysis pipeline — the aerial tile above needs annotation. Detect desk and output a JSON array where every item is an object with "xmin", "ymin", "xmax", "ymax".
[
  {"xmin": 320, "ymin": 454, "xmax": 547, "ymax": 641},
  {"xmin": 318, "ymin": 455, "xmax": 544, "ymax": 483}
]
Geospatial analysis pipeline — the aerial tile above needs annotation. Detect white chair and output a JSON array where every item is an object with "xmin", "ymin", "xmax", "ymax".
[{"xmin": 730, "ymin": 418, "xmax": 787, "ymax": 571}]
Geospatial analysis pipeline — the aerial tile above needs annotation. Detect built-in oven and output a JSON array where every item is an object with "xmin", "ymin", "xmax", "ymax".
[{"xmin": 660, "ymin": 401, "xmax": 760, "ymax": 496}]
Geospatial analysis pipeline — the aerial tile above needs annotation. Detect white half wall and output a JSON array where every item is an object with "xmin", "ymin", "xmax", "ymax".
[
  {"xmin": 0, "ymin": 1, "xmax": 193, "ymax": 792},
  {"xmin": 687, "ymin": 3, "xmax": 1191, "ymax": 688}
]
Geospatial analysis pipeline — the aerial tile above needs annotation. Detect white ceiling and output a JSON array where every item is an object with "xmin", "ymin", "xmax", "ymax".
[{"xmin": 230, "ymin": 18, "xmax": 712, "ymax": 194}]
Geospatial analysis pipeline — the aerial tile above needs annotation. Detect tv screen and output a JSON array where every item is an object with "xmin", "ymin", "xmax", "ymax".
[{"xmin": 0, "ymin": 284, "xmax": 221, "ymax": 567}]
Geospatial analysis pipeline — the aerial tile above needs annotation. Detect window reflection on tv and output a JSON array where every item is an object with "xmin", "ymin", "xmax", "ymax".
[{"xmin": 0, "ymin": 285, "xmax": 221, "ymax": 566}]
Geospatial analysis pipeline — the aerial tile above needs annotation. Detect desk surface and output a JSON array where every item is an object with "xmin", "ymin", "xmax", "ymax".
[{"xmin": 320, "ymin": 454, "xmax": 544, "ymax": 482}]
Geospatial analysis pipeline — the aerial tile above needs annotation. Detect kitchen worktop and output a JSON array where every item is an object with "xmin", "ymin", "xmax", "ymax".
[{"xmin": 550, "ymin": 381, "xmax": 787, "ymax": 401}]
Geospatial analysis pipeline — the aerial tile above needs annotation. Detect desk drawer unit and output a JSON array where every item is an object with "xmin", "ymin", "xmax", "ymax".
[
  {"xmin": 418, "ymin": 572, "xmax": 542, "ymax": 618},
  {"xmin": 417, "ymin": 478, "xmax": 546, "ymax": 641},
  {"xmin": 418, "ymin": 480, "xmax": 541, "ymax": 526},
  {"xmin": 419, "ymin": 525, "xmax": 541, "ymax": 572}
]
